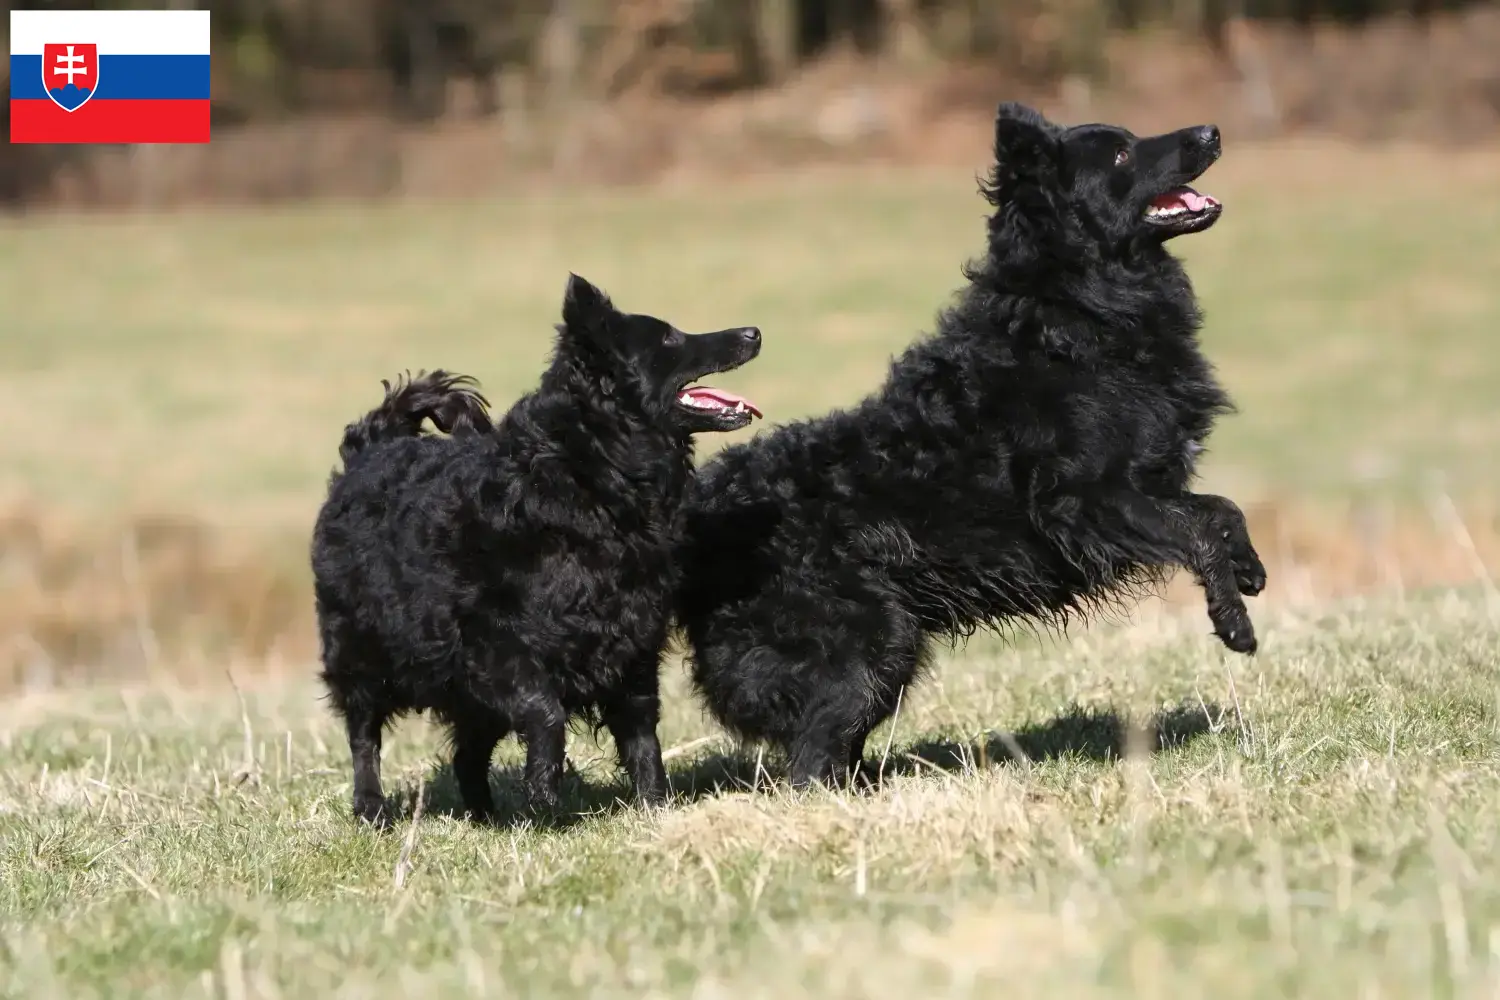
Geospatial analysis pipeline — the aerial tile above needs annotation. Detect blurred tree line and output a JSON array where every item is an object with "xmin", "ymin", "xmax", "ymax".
[{"xmin": 3, "ymin": 0, "xmax": 1483, "ymax": 124}]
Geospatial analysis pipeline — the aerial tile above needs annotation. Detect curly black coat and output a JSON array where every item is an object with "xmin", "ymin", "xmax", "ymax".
[
  {"xmin": 312, "ymin": 275, "xmax": 762, "ymax": 826},
  {"xmin": 677, "ymin": 103, "xmax": 1267, "ymax": 788}
]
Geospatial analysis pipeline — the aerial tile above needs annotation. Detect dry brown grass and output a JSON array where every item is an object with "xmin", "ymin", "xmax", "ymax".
[
  {"xmin": 0, "ymin": 506, "xmax": 309, "ymax": 693},
  {"xmin": 2, "ymin": 497, "xmax": 1498, "ymax": 695}
]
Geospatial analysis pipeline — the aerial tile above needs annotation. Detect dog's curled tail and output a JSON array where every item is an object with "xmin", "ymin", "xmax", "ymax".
[{"xmin": 338, "ymin": 370, "xmax": 492, "ymax": 465}]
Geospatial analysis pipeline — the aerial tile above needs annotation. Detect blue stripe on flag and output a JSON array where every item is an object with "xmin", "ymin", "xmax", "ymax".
[{"xmin": 9, "ymin": 54, "xmax": 210, "ymax": 101}]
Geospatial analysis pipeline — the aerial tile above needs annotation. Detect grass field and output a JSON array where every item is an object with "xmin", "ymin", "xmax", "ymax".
[
  {"xmin": 3, "ymin": 596, "xmax": 1498, "ymax": 997},
  {"xmin": 2, "ymin": 139, "xmax": 1500, "ymax": 997}
]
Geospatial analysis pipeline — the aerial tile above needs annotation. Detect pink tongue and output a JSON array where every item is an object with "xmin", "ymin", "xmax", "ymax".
[
  {"xmin": 1154, "ymin": 189, "xmax": 1217, "ymax": 212},
  {"xmin": 683, "ymin": 386, "xmax": 762, "ymax": 419}
]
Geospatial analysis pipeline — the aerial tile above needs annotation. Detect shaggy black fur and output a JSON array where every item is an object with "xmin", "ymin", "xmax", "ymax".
[
  {"xmin": 312, "ymin": 275, "xmax": 762, "ymax": 827},
  {"xmin": 677, "ymin": 103, "xmax": 1267, "ymax": 788}
]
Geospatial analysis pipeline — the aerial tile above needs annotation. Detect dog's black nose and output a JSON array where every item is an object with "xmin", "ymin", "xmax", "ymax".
[
  {"xmin": 1196, "ymin": 125, "xmax": 1221, "ymax": 147},
  {"xmin": 739, "ymin": 327, "xmax": 761, "ymax": 346}
]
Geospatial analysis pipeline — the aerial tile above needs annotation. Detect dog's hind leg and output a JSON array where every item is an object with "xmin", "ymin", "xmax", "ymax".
[
  {"xmin": 791, "ymin": 683, "xmax": 912, "ymax": 790},
  {"xmin": 600, "ymin": 663, "xmax": 669, "ymax": 806},
  {"xmin": 787, "ymin": 707, "xmax": 855, "ymax": 789},
  {"xmin": 450, "ymin": 711, "xmax": 507, "ymax": 822},
  {"xmin": 770, "ymin": 592, "xmax": 922, "ymax": 790},
  {"xmin": 846, "ymin": 729, "xmax": 871, "ymax": 782},
  {"xmin": 791, "ymin": 639, "xmax": 920, "ymax": 790},
  {"xmin": 317, "ymin": 614, "xmax": 395, "ymax": 827},
  {"xmin": 344, "ymin": 702, "xmax": 391, "ymax": 829}
]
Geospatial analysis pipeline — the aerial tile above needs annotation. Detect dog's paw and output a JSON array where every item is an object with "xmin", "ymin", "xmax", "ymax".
[
  {"xmin": 633, "ymin": 785, "xmax": 670, "ymax": 810},
  {"xmin": 1223, "ymin": 533, "xmax": 1267, "ymax": 597},
  {"xmin": 1212, "ymin": 616, "xmax": 1258, "ymax": 655},
  {"xmin": 523, "ymin": 783, "xmax": 563, "ymax": 818},
  {"xmin": 353, "ymin": 795, "xmax": 394, "ymax": 831},
  {"xmin": 462, "ymin": 804, "xmax": 496, "ymax": 826},
  {"xmin": 1208, "ymin": 599, "xmax": 1258, "ymax": 655},
  {"xmin": 1217, "ymin": 626, "xmax": 1257, "ymax": 655},
  {"xmin": 1214, "ymin": 534, "xmax": 1267, "ymax": 598},
  {"xmin": 845, "ymin": 760, "xmax": 882, "ymax": 792},
  {"xmin": 628, "ymin": 763, "xmax": 670, "ymax": 808},
  {"xmin": 1234, "ymin": 559, "xmax": 1267, "ymax": 598},
  {"xmin": 1202, "ymin": 497, "xmax": 1266, "ymax": 598}
]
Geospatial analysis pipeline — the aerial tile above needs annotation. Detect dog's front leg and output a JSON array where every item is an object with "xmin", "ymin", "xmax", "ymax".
[
  {"xmin": 1181, "ymin": 493, "xmax": 1267, "ymax": 598},
  {"xmin": 1058, "ymin": 488, "xmax": 1257, "ymax": 654},
  {"xmin": 600, "ymin": 667, "xmax": 669, "ymax": 806},
  {"xmin": 518, "ymin": 696, "xmax": 567, "ymax": 813},
  {"xmin": 1172, "ymin": 501, "xmax": 1258, "ymax": 654}
]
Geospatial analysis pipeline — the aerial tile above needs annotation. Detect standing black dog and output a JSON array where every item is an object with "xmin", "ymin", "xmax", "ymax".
[
  {"xmin": 313, "ymin": 275, "xmax": 762, "ymax": 826},
  {"xmin": 677, "ymin": 103, "xmax": 1266, "ymax": 788}
]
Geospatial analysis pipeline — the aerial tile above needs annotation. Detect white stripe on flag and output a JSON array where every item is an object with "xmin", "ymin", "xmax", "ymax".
[{"xmin": 10, "ymin": 9, "xmax": 211, "ymax": 56}]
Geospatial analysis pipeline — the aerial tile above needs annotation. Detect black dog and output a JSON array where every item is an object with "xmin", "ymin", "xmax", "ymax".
[
  {"xmin": 677, "ymin": 103, "xmax": 1266, "ymax": 788},
  {"xmin": 312, "ymin": 275, "xmax": 762, "ymax": 826}
]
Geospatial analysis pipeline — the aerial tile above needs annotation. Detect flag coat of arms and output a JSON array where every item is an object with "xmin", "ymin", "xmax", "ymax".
[{"xmin": 10, "ymin": 9, "xmax": 211, "ymax": 144}]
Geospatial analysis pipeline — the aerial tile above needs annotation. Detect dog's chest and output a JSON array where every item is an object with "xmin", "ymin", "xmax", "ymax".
[{"xmin": 1112, "ymin": 344, "xmax": 1223, "ymax": 490}]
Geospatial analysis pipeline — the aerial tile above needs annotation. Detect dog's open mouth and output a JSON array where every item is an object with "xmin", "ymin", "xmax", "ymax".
[
  {"xmin": 1144, "ymin": 186, "xmax": 1222, "ymax": 232},
  {"xmin": 676, "ymin": 385, "xmax": 762, "ymax": 428}
]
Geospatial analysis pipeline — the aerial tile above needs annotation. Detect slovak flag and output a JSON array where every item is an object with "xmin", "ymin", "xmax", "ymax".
[{"xmin": 9, "ymin": 8, "xmax": 211, "ymax": 144}]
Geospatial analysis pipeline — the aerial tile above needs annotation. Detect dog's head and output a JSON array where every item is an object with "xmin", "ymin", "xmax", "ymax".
[
  {"xmin": 984, "ymin": 102, "xmax": 1223, "ymax": 258},
  {"xmin": 555, "ymin": 274, "xmax": 763, "ymax": 434}
]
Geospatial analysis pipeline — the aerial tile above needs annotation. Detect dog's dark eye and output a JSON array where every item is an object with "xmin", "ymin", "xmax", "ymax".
[
  {"xmin": 663, "ymin": 328, "xmax": 684, "ymax": 347},
  {"xmin": 1114, "ymin": 147, "xmax": 1130, "ymax": 166}
]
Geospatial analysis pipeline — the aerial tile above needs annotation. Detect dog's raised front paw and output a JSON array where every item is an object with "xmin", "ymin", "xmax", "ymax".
[{"xmin": 1235, "ymin": 560, "xmax": 1267, "ymax": 597}]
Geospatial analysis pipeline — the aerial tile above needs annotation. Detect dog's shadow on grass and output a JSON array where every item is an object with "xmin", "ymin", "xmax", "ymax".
[
  {"xmin": 886, "ymin": 700, "xmax": 1229, "ymax": 781},
  {"xmin": 672, "ymin": 700, "xmax": 1231, "ymax": 795},
  {"xmin": 382, "ymin": 701, "xmax": 1228, "ymax": 828}
]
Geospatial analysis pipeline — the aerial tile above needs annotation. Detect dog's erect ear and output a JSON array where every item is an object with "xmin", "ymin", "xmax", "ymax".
[
  {"xmin": 996, "ymin": 101, "xmax": 1049, "ymax": 127},
  {"xmin": 993, "ymin": 102, "xmax": 1058, "ymax": 179},
  {"xmin": 980, "ymin": 103, "xmax": 1070, "ymax": 277},
  {"xmin": 561, "ymin": 273, "xmax": 612, "ymax": 333}
]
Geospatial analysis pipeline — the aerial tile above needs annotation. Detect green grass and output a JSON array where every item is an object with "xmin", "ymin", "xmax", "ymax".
[
  {"xmin": 3, "ymin": 143, "xmax": 1500, "ymax": 996},
  {"xmin": 1, "ymin": 144, "xmax": 1499, "ymax": 529},
  {"xmin": 2, "ymin": 594, "xmax": 1498, "ymax": 998}
]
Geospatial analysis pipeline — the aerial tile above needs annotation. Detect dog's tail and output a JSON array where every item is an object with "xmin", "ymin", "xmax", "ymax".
[{"xmin": 338, "ymin": 370, "xmax": 492, "ymax": 466}]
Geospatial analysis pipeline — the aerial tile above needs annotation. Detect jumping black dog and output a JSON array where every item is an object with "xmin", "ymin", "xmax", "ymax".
[{"xmin": 677, "ymin": 103, "xmax": 1266, "ymax": 788}]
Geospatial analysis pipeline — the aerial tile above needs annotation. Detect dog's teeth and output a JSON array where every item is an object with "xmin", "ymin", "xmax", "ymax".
[{"xmin": 734, "ymin": 401, "xmax": 745, "ymax": 412}]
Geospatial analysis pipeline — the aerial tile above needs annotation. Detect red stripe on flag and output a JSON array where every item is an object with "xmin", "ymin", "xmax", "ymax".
[{"xmin": 9, "ymin": 99, "xmax": 210, "ymax": 144}]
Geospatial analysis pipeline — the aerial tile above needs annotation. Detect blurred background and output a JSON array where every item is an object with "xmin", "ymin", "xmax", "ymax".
[{"xmin": 1, "ymin": 0, "xmax": 1497, "ymax": 694}]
